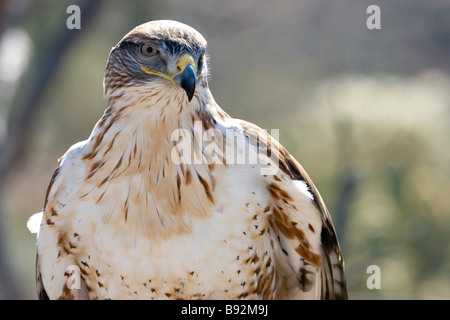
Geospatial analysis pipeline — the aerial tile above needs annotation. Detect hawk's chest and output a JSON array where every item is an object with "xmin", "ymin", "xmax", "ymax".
[{"xmin": 72, "ymin": 163, "xmax": 275, "ymax": 299}]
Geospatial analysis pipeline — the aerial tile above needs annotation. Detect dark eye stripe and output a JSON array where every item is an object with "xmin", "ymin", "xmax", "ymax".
[{"xmin": 197, "ymin": 52, "xmax": 205, "ymax": 73}]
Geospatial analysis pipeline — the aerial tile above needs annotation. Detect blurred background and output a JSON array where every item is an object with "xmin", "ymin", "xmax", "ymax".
[{"xmin": 0, "ymin": 0, "xmax": 449, "ymax": 299}]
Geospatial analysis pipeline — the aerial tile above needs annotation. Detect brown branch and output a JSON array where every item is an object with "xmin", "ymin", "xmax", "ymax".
[{"xmin": 333, "ymin": 166, "xmax": 359, "ymax": 254}]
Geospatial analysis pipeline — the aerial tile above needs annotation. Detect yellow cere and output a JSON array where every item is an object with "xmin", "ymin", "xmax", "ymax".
[{"xmin": 174, "ymin": 53, "xmax": 197, "ymax": 76}]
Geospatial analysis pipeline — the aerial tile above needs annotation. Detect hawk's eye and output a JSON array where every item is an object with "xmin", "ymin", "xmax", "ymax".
[{"xmin": 139, "ymin": 44, "xmax": 159, "ymax": 57}]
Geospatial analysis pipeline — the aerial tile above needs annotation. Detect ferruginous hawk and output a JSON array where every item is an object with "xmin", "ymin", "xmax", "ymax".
[{"xmin": 28, "ymin": 20, "xmax": 347, "ymax": 300}]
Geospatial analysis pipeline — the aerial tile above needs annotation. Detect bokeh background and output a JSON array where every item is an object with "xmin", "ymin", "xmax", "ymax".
[{"xmin": 0, "ymin": 0, "xmax": 449, "ymax": 299}]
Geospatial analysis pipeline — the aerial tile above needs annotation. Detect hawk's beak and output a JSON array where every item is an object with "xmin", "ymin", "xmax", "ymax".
[
  {"xmin": 140, "ymin": 53, "xmax": 197, "ymax": 102},
  {"xmin": 172, "ymin": 53, "xmax": 196, "ymax": 102}
]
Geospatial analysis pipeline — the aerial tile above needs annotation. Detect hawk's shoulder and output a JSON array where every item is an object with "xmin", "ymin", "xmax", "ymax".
[{"xmin": 232, "ymin": 118, "xmax": 348, "ymax": 299}]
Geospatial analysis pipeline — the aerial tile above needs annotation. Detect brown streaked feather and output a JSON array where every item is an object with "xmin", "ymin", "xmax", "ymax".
[
  {"xmin": 43, "ymin": 166, "xmax": 60, "ymax": 209},
  {"xmin": 239, "ymin": 120, "xmax": 348, "ymax": 300},
  {"xmin": 197, "ymin": 173, "xmax": 214, "ymax": 204},
  {"xmin": 279, "ymin": 152, "xmax": 347, "ymax": 299},
  {"xmin": 36, "ymin": 255, "xmax": 49, "ymax": 300}
]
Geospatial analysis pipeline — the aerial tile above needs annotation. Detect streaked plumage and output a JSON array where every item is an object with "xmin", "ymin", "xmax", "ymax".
[{"xmin": 29, "ymin": 20, "xmax": 347, "ymax": 299}]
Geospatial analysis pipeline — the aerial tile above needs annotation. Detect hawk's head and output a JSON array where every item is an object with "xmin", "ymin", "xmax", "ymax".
[{"xmin": 104, "ymin": 20, "xmax": 208, "ymax": 104}]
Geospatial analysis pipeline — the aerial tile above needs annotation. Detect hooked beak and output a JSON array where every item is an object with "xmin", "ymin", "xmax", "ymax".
[
  {"xmin": 173, "ymin": 57, "xmax": 196, "ymax": 101},
  {"xmin": 140, "ymin": 53, "xmax": 197, "ymax": 102}
]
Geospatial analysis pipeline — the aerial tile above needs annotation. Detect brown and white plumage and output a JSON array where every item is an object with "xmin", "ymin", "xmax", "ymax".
[{"xmin": 28, "ymin": 20, "xmax": 347, "ymax": 299}]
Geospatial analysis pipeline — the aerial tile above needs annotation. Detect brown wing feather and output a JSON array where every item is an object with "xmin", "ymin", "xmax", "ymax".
[
  {"xmin": 36, "ymin": 254, "xmax": 49, "ymax": 300},
  {"xmin": 278, "ymin": 145, "xmax": 348, "ymax": 299},
  {"xmin": 239, "ymin": 120, "xmax": 348, "ymax": 299}
]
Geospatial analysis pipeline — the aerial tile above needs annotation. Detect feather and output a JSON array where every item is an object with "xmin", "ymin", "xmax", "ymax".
[{"xmin": 27, "ymin": 212, "xmax": 43, "ymax": 234}]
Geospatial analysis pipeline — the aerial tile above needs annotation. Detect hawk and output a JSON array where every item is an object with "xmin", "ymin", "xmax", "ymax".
[{"xmin": 28, "ymin": 20, "xmax": 347, "ymax": 299}]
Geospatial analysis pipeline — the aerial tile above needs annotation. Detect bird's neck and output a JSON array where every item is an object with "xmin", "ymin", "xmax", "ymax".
[
  {"xmin": 93, "ymin": 86, "xmax": 226, "ymax": 168},
  {"xmin": 80, "ymin": 87, "xmax": 228, "ymax": 223}
]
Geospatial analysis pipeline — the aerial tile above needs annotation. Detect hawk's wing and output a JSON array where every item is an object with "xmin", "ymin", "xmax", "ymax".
[
  {"xmin": 27, "ymin": 212, "xmax": 49, "ymax": 299},
  {"xmin": 29, "ymin": 142, "xmax": 90, "ymax": 300},
  {"xmin": 237, "ymin": 119, "xmax": 348, "ymax": 299},
  {"xmin": 280, "ymin": 153, "xmax": 348, "ymax": 299}
]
